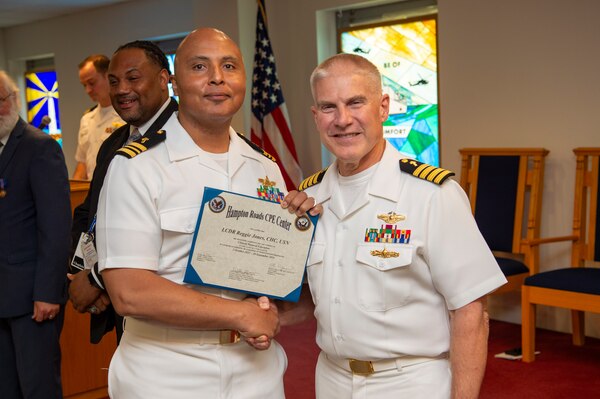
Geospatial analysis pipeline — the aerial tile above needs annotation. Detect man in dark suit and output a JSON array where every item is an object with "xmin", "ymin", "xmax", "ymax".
[
  {"xmin": 68, "ymin": 40, "xmax": 177, "ymax": 344},
  {"xmin": 0, "ymin": 70, "xmax": 71, "ymax": 398}
]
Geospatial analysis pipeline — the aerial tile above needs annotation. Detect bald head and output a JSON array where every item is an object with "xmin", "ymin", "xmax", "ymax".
[
  {"xmin": 172, "ymin": 27, "xmax": 246, "ymax": 132},
  {"xmin": 310, "ymin": 54, "xmax": 382, "ymax": 101},
  {"xmin": 175, "ymin": 28, "xmax": 243, "ymax": 74}
]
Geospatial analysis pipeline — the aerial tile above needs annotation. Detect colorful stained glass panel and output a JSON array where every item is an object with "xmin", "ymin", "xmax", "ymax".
[
  {"xmin": 25, "ymin": 70, "xmax": 62, "ymax": 144},
  {"xmin": 340, "ymin": 17, "xmax": 439, "ymax": 165}
]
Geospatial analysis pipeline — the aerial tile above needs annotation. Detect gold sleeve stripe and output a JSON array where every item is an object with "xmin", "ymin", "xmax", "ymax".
[
  {"xmin": 298, "ymin": 169, "xmax": 326, "ymax": 191},
  {"xmin": 413, "ymin": 163, "xmax": 430, "ymax": 177},
  {"xmin": 427, "ymin": 167, "xmax": 445, "ymax": 182},
  {"xmin": 122, "ymin": 145, "xmax": 142, "ymax": 155},
  {"xmin": 119, "ymin": 147, "xmax": 138, "ymax": 158},
  {"xmin": 129, "ymin": 142, "xmax": 147, "ymax": 152},
  {"xmin": 433, "ymin": 169, "xmax": 453, "ymax": 184},
  {"xmin": 418, "ymin": 165, "xmax": 436, "ymax": 179}
]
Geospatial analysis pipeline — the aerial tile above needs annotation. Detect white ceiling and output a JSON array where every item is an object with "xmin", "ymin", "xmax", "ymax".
[{"xmin": 0, "ymin": 0, "xmax": 133, "ymax": 29}]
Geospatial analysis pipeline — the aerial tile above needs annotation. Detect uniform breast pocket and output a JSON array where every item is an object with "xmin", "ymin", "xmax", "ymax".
[
  {"xmin": 305, "ymin": 242, "xmax": 325, "ymax": 306},
  {"xmin": 355, "ymin": 243, "xmax": 413, "ymax": 311},
  {"xmin": 159, "ymin": 207, "xmax": 199, "ymax": 271}
]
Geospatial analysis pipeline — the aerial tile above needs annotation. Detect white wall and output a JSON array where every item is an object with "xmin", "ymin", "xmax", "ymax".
[
  {"xmin": 2, "ymin": 0, "xmax": 599, "ymax": 336},
  {"xmin": 437, "ymin": 0, "xmax": 600, "ymax": 336}
]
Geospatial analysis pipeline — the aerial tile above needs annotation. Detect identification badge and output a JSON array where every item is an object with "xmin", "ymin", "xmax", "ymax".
[
  {"xmin": 71, "ymin": 232, "xmax": 97, "ymax": 271},
  {"xmin": 71, "ymin": 233, "xmax": 87, "ymax": 271},
  {"xmin": 81, "ymin": 235, "xmax": 98, "ymax": 270}
]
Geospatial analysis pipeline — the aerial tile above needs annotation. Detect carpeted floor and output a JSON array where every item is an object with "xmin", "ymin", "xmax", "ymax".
[{"xmin": 277, "ymin": 318, "xmax": 600, "ymax": 399}]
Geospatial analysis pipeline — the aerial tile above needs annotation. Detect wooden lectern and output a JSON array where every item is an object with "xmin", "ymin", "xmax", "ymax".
[{"xmin": 63, "ymin": 180, "xmax": 115, "ymax": 398}]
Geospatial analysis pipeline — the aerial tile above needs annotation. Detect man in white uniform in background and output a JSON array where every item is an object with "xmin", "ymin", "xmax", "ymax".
[
  {"xmin": 73, "ymin": 54, "xmax": 124, "ymax": 180},
  {"xmin": 298, "ymin": 54, "xmax": 507, "ymax": 399},
  {"xmin": 96, "ymin": 28, "xmax": 315, "ymax": 398}
]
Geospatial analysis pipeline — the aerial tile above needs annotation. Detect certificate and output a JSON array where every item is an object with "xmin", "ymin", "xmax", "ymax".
[{"xmin": 184, "ymin": 187, "xmax": 318, "ymax": 302}]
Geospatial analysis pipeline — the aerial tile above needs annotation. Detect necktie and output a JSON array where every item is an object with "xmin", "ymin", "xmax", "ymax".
[{"xmin": 126, "ymin": 128, "xmax": 142, "ymax": 145}]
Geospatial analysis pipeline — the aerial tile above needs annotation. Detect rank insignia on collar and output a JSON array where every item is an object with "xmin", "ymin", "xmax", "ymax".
[
  {"xmin": 377, "ymin": 211, "xmax": 405, "ymax": 223},
  {"xmin": 370, "ymin": 248, "xmax": 399, "ymax": 258},
  {"xmin": 257, "ymin": 176, "xmax": 284, "ymax": 203}
]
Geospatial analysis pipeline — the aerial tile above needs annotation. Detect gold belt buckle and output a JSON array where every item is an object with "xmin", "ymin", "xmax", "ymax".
[
  {"xmin": 348, "ymin": 359, "xmax": 375, "ymax": 376},
  {"xmin": 219, "ymin": 330, "xmax": 241, "ymax": 345}
]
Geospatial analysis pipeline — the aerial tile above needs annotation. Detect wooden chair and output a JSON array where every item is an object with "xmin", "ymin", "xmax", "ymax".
[
  {"xmin": 459, "ymin": 148, "xmax": 549, "ymax": 294},
  {"xmin": 521, "ymin": 148, "xmax": 600, "ymax": 362}
]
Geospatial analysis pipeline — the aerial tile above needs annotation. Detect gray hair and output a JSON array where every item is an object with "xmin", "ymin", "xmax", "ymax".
[{"xmin": 310, "ymin": 53, "xmax": 382, "ymax": 98}]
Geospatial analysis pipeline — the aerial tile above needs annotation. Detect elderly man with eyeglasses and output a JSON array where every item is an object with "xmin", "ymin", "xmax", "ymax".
[{"xmin": 0, "ymin": 70, "xmax": 71, "ymax": 399}]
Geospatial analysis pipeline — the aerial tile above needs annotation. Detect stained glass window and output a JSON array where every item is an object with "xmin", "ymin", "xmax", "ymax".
[
  {"xmin": 25, "ymin": 70, "xmax": 62, "ymax": 145},
  {"xmin": 339, "ymin": 16, "xmax": 439, "ymax": 166}
]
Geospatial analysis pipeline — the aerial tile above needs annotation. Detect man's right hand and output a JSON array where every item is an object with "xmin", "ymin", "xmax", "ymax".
[
  {"xmin": 67, "ymin": 270, "xmax": 103, "ymax": 313},
  {"xmin": 238, "ymin": 296, "xmax": 279, "ymax": 349}
]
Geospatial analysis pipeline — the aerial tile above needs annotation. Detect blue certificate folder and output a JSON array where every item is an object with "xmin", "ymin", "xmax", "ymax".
[{"xmin": 184, "ymin": 187, "xmax": 318, "ymax": 302}]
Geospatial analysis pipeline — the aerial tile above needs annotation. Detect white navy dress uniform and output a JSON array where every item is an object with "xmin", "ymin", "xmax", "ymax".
[
  {"xmin": 300, "ymin": 143, "xmax": 507, "ymax": 399},
  {"xmin": 75, "ymin": 105, "xmax": 124, "ymax": 179},
  {"xmin": 96, "ymin": 112, "xmax": 287, "ymax": 399}
]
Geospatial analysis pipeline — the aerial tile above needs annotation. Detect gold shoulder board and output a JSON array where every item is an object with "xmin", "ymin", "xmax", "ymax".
[
  {"xmin": 399, "ymin": 158, "xmax": 455, "ymax": 185},
  {"xmin": 236, "ymin": 132, "xmax": 277, "ymax": 163},
  {"xmin": 298, "ymin": 168, "xmax": 327, "ymax": 191},
  {"xmin": 116, "ymin": 129, "xmax": 167, "ymax": 159}
]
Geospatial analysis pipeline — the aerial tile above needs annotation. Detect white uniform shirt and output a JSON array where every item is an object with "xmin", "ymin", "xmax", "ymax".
[
  {"xmin": 303, "ymin": 144, "xmax": 506, "ymax": 360},
  {"xmin": 75, "ymin": 105, "xmax": 124, "ymax": 179},
  {"xmin": 96, "ymin": 113, "xmax": 286, "ymax": 305}
]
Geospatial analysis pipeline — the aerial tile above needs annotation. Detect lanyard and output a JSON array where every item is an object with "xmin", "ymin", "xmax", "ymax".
[{"xmin": 84, "ymin": 215, "xmax": 97, "ymax": 243}]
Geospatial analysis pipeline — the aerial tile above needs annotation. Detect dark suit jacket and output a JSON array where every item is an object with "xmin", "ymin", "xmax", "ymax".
[
  {"xmin": 0, "ymin": 118, "xmax": 71, "ymax": 317},
  {"xmin": 71, "ymin": 98, "xmax": 178, "ymax": 343}
]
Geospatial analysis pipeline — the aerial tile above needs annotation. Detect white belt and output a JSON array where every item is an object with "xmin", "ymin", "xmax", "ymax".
[
  {"xmin": 325, "ymin": 353, "xmax": 448, "ymax": 376},
  {"xmin": 124, "ymin": 317, "xmax": 240, "ymax": 345}
]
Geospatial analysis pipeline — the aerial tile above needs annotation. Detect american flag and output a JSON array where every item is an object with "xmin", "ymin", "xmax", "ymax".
[{"xmin": 251, "ymin": 0, "xmax": 302, "ymax": 191}]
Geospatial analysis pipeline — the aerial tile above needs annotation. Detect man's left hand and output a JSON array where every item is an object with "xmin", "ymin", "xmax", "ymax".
[{"xmin": 32, "ymin": 301, "xmax": 60, "ymax": 322}]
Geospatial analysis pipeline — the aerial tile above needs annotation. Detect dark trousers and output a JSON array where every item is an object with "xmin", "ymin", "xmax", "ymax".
[{"xmin": 0, "ymin": 310, "xmax": 64, "ymax": 399}]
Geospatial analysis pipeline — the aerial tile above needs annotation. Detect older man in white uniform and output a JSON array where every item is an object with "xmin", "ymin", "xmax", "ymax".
[
  {"xmin": 96, "ymin": 28, "xmax": 314, "ymax": 399},
  {"xmin": 73, "ymin": 54, "xmax": 124, "ymax": 180},
  {"xmin": 298, "ymin": 54, "xmax": 507, "ymax": 399}
]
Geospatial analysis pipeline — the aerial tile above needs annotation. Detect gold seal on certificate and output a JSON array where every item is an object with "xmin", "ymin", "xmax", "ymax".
[{"xmin": 183, "ymin": 187, "xmax": 318, "ymax": 302}]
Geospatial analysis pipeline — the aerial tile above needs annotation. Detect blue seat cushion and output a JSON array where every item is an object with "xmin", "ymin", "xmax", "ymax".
[
  {"xmin": 496, "ymin": 256, "xmax": 529, "ymax": 277},
  {"xmin": 524, "ymin": 268, "xmax": 600, "ymax": 295}
]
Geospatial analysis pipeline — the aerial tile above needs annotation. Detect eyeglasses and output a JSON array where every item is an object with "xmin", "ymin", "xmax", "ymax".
[{"xmin": 0, "ymin": 92, "xmax": 14, "ymax": 104}]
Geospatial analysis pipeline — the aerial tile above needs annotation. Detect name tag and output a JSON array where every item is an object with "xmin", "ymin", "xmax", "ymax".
[{"xmin": 71, "ymin": 233, "xmax": 98, "ymax": 271}]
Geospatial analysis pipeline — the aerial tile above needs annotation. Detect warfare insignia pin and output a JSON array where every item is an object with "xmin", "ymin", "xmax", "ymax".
[
  {"xmin": 209, "ymin": 196, "xmax": 226, "ymax": 213},
  {"xmin": 257, "ymin": 176, "xmax": 284, "ymax": 203},
  {"xmin": 377, "ymin": 211, "xmax": 406, "ymax": 223},
  {"xmin": 370, "ymin": 248, "xmax": 400, "ymax": 258}
]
